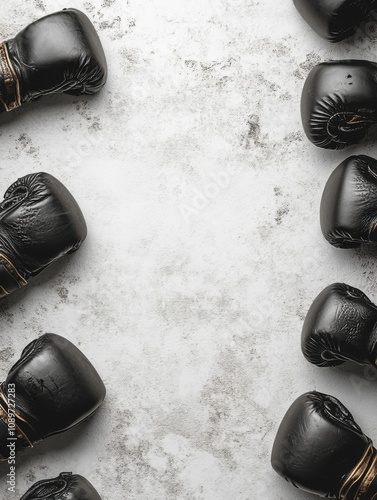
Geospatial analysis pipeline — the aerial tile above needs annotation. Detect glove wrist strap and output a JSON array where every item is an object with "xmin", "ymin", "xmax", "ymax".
[
  {"xmin": 0, "ymin": 253, "xmax": 27, "ymax": 298},
  {"xmin": 0, "ymin": 41, "xmax": 21, "ymax": 112},
  {"xmin": 339, "ymin": 442, "xmax": 377, "ymax": 499},
  {"xmin": 0, "ymin": 385, "xmax": 37, "ymax": 461}
]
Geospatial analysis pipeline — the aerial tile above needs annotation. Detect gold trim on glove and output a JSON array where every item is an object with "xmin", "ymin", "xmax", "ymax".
[
  {"xmin": 0, "ymin": 254, "xmax": 27, "ymax": 285},
  {"xmin": 357, "ymin": 448, "xmax": 377, "ymax": 498},
  {"xmin": 339, "ymin": 442, "xmax": 377, "ymax": 499},
  {"xmin": 0, "ymin": 41, "xmax": 21, "ymax": 112},
  {"xmin": 0, "ymin": 386, "xmax": 34, "ymax": 451},
  {"xmin": 0, "ymin": 253, "xmax": 27, "ymax": 298},
  {"xmin": 346, "ymin": 115, "xmax": 376, "ymax": 126}
]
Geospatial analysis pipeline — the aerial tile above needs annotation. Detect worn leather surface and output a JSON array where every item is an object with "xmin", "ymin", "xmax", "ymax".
[
  {"xmin": 0, "ymin": 172, "xmax": 87, "ymax": 295},
  {"xmin": 320, "ymin": 155, "xmax": 377, "ymax": 248},
  {"xmin": 301, "ymin": 283, "xmax": 377, "ymax": 367},
  {"xmin": 20, "ymin": 472, "xmax": 102, "ymax": 500},
  {"xmin": 293, "ymin": 0, "xmax": 377, "ymax": 42},
  {"xmin": 0, "ymin": 8, "xmax": 107, "ymax": 111},
  {"xmin": 301, "ymin": 60, "xmax": 377, "ymax": 149},
  {"xmin": 0, "ymin": 334, "xmax": 106, "ymax": 458},
  {"xmin": 271, "ymin": 391, "xmax": 373, "ymax": 498}
]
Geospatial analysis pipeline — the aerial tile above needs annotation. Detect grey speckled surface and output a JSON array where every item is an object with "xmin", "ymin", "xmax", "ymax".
[{"xmin": 1, "ymin": 1, "xmax": 377, "ymax": 499}]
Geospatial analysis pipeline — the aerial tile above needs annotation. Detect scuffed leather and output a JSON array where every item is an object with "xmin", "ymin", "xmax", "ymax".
[
  {"xmin": 0, "ymin": 8, "xmax": 107, "ymax": 111},
  {"xmin": 0, "ymin": 334, "xmax": 106, "ymax": 458},
  {"xmin": 301, "ymin": 60, "xmax": 377, "ymax": 149},
  {"xmin": 20, "ymin": 472, "xmax": 102, "ymax": 500},
  {"xmin": 271, "ymin": 391, "xmax": 373, "ymax": 498},
  {"xmin": 302, "ymin": 283, "xmax": 377, "ymax": 367},
  {"xmin": 0, "ymin": 172, "xmax": 87, "ymax": 289},
  {"xmin": 293, "ymin": 0, "xmax": 377, "ymax": 42},
  {"xmin": 320, "ymin": 155, "xmax": 377, "ymax": 248}
]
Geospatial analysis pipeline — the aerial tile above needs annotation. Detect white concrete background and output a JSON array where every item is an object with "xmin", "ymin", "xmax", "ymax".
[{"xmin": 0, "ymin": 0, "xmax": 377, "ymax": 499}]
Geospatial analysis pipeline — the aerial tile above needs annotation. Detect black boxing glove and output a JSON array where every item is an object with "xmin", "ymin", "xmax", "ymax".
[
  {"xmin": 0, "ymin": 172, "xmax": 87, "ymax": 298},
  {"xmin": 320, "ymin": 155, "xmax": 377, "ymax": 248},
  {"xmin": 0, "ymin": 334, "xmax": 105, "ymax": 460},
  {"xmin": 292, "ymin": 0, "xmax": 377, "ymax": 42},
  {"xmin": 0, "ymin": 8, "xmax": 107, "ymax": 112},
  {"xmin": 301, "ymin": 60, "xmax": 377, "ymax": 149},
  {"xmin": 301, "ymin": 283, "xmax": 377, "ymax": 367},
  {"xmin": 271, "ymin": 391, "xmax": 377, "ymax": 498},
  {"xmin": 21, "ymin": 472, "xmax": 102, "ymax": 500}
]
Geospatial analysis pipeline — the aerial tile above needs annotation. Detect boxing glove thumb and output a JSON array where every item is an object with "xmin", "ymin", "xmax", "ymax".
[
  {"xmin": 271, "ymin": 391, "xmax": 376, "ymax": 498},
  {"xmin": 301, "ymin": 61, "xmax": 377, "ymax": 149},
  {"xmin": 0, "ymin": 333, "xmax": 105, "ymax": 460},
  {"xmin": 292, "ymin": 0, "xmax": 377, "ymax": 42},
  {"xmin": 0, "ymin": 172, "xmax": 87, "ymax": 298},
  {"xmin": 320, "ymin": 155, "xmax": 377, "ymax": 249},
  {"xmin": 301, "ymin": 283, "xmax": 377, "ymax": 367},
  {"xmin": 0, "ymin": 9, "xmax": 107, "ymax": 112},
  {"xmin": 20, "ymin": 472, "xmax": 102, "ymax": 499}
]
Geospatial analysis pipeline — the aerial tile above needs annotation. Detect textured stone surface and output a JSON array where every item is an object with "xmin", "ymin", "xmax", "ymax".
[{"xmin": 1, "ymin": 1, "xmax": 377, "ymax": 499}]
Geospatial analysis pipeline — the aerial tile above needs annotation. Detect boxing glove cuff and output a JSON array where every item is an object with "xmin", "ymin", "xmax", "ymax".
[
  {"xmin": 0, "ymin": 41, "xmax": 20, "ymax": 112},
  {"xmin": 0, "ymin": 253, "xmax": 27, "ymax": 298},
  {"xmin": 0, "ymin": 384, "xmax": 39, "ymax": 460},
  {"xmin": 339, "ymin": 442, "xmax": 377, "ymax": 499}
]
